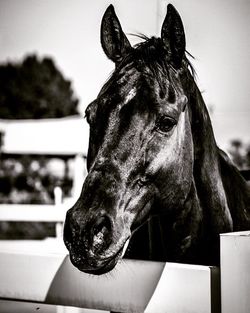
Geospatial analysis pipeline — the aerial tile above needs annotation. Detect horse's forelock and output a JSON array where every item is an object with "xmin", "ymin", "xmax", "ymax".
[{"xmin": 118, "ymin": 36, "xmax": 197, "ymax": 100}]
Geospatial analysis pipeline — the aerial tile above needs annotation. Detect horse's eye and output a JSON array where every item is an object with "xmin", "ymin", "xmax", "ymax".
[{"xmin": 155, "ymin": 116, "xmax": 176, "ymax": 133}]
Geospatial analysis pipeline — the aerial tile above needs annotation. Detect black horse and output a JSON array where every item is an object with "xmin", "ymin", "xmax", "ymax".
[{"xmin": 64, "ymin": 4, "xmax": 250, "ymax": 275}]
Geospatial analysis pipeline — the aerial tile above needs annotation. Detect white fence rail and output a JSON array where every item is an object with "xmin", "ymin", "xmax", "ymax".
[
  {"xmin": 0, "ymin": 186, "xmax": 68, "ymax": 237},
  {"xmin": 0, "ymin": 202, "xmax": 249, "ymax": 312},
  {"xmin": 0, "ymin": 203, "xmax": 68, "ymax": 238},
  {"xmin": 0, "ymin": 245, "xmax": 219, "ymax": 313},
  {"xmin": 0, "ymin": 204, "xmax": 67, "ymax": 222}
]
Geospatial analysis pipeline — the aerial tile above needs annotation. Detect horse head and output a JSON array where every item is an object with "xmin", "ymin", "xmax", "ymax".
[{"xmin": 64, "ymin": 4, "xmax": 197, "ymax": 274}]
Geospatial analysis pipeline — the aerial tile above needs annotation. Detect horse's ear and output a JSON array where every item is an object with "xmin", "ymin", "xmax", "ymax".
[
  {"xmin": 161, "ymin": 4, "xmax": 186, "ymax": 69},
  {"xmin": 101, "ymin": 5, "xmax": 131, "ymax": 63}
]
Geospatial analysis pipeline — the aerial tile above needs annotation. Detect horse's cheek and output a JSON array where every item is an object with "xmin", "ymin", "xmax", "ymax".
[
  {"xmin": 146, "ymin": 130, "xmax": 180, "ymax": 176},
  {"xmin": 148, "ymin": 132, "xmax": 192, "ymax": 206}
]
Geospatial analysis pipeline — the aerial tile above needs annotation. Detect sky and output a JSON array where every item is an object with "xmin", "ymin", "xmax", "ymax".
[{"xmin": 0, "ymin": 0, "xmax": 249, "ymax": 150}]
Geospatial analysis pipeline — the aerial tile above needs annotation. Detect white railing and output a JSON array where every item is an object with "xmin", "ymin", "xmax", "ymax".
[
  {"xmin": 0, "ymin": 248, "xmax": 219, "ymax": 313},
  {"xmin": 0, "ymin": 203, "xmax": 67, "ymax": 238},
  {"xmin": 0, "ymin": 204, "xmax": 66, "ymax": 222},
  {"xmin": 0, "ymin": 198, "xmax": 249, "ymax": 313}
]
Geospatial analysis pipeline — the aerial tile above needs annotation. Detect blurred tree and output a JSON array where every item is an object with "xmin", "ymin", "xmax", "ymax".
[
  {"xmin": 0, "ymin": 55, "xmax": 79, "ymax": 119},
  {"xmin": 229, "ymin": 139, "xmax": 244, "ymax": 169}
]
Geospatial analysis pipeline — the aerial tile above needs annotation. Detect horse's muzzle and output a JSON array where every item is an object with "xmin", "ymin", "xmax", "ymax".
[{"xmin": 63, "ymin": 208, "xmax": 130, "ymax": 275}]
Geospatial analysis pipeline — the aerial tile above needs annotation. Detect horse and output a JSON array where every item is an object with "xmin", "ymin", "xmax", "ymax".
[{"xmin": 64, "ymin": 4, "xmax": 250, "ymax": 275}]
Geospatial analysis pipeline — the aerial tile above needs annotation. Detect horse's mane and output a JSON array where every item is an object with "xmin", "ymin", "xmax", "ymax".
[
  {"xmin": 118, "ymin": 35, "xmax": 195, "ymax": 77},
  {"xmin": 179, "ymin": 49, "xmax": 250, "ymax": 232},
  {"xmin": 122, "ymin": 35, "xmax": 250, "ymax": 232}
]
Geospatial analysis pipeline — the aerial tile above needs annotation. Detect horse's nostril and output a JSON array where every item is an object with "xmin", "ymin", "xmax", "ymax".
[
  {"xmin": 93, "ymin": 215, "xmax": 111, "ymax": 234},
  {"xmin": 92, "ymin": 215, "xmax": 112, "ymax": 250}
]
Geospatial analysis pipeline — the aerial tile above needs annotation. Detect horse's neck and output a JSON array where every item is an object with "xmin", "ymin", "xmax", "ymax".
[
  {"xmin": 219, "ymin": 150, "xmax": 250, "ymax": 230},
  {"xmin": 154, "ymin": 179, "xmax": 219, "ymax": 265},
  {"xmin": 189, "ymin": 82, "xmax": 233, "ymax": 235}
]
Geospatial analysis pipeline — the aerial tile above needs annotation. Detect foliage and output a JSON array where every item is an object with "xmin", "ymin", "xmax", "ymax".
[
  {"xmin": 228, "ymin": 139, "xmax": 250, "ymax": 170},
  {"xmin": 0, "ymin": 55, "xmax": 79, "ymax": 119}
]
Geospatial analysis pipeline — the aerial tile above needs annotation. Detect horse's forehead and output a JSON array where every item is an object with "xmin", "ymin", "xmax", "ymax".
[
  {"xmin": 98, "ymin": 63, "xmax": 140, "ymax": 100},
  {"xmin": 117, "ymin": 63, "xmax": 140, "ymax": 84},
  {"xmin": 111, "ymin": 63, "xmax": 160, "ymax": 99},
  {"xmin": 98, "ymin": 60, "xmax": 184, "ymax": 116},
  {"xmin": 116, "ymin": 62, "xmax": 182, "ymax": 99}
]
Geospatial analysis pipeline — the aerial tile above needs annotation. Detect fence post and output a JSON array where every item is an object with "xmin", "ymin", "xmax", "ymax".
[
  {"xmin": 54, "ymin": 186, "xmax": 63, "ymax": 238},
  {"xmin": 72, "ymin": 154, "xmax": 85, "ymax": 199},
  {"xmin": 220, "ymin": 231, "xmax": 250, "ymax": 313}
]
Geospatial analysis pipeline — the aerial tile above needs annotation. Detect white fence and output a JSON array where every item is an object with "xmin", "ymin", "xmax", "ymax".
[
  {"xmin": 0, "ymin": 203, "xmax": 249, "ymax": 313},
  {"xmin": 0, "ymin": 246, "xmax": 219, "ymax": 313},
  {"xmin": 220, "ymin": 231, "xmax": 250, "ymax": 313},
  {"xmin": 0, "ymin": 203, "xmax": 66, "ymax": 222},
  {"xmin": 0, "ymin": 203, "xmax": 67, "ymax": 238}
]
